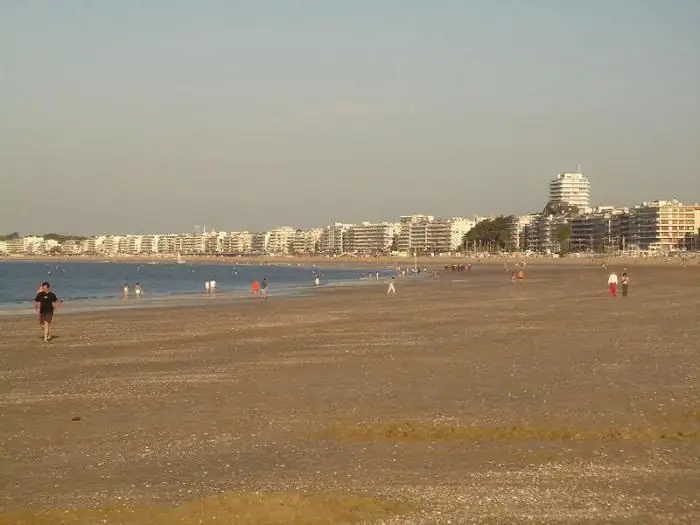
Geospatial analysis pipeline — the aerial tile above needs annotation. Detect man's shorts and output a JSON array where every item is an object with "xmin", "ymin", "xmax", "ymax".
[{"xmin": 39, "ymin": 313, "xmax": 53, "ymax": 325}]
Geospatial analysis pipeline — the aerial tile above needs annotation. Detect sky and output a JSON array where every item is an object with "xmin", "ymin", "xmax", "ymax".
[{"xmin": 1, "ymin": 0, "xmax": 699, "ymax": 235}]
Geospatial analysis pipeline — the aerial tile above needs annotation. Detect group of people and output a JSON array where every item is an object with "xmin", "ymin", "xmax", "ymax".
[
  {"xmin": 204, "ymin": 279, "xmax": 217, "ymax": 295},
  {"xmin": 607, "ymin": 269, "xmax": 631, "ymax": 297},
  {"xmin": 250, "ymin": 278, "xmax": 268, "ymax": 299},
  {"xmin": 121, "ymin": 282, "xmax": 143, "ymax": 299}
]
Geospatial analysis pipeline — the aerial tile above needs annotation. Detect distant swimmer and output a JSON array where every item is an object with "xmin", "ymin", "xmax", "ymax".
[
  {"xmin": 135, "ymin": 282, "xmax": 142, "ymax": 299},
  {"xmin": 122, "ymin": 282, "xmax": 129, "ymax": 300},
  {"xmin": 35, "ymin": 281, "xmax": 59, "ymax": 342}
]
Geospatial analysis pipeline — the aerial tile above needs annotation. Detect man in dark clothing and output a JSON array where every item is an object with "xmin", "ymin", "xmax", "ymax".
[
  {"xmin": 34, "ymin": 281, "xmax": 59, "ymax": 342},
  {"xmin": 621, "ymin": 269, "xmax": 630, "ymax": 297}
]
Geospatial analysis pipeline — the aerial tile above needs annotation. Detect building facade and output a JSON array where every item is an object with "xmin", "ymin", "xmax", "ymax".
[{"xmin": 549, "ymin": 172, "xmax": 591, "ymax": 211}]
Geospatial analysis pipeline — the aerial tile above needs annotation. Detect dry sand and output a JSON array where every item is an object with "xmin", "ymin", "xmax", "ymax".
[{"xmin": 1, "ymin": 264, "xmax": 699, "ymax": 524}]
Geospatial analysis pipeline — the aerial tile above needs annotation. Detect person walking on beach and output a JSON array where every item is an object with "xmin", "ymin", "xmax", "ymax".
[
  {"xmin": 122, "ymin": 282, "xmax": 129, "ymax": 300},
  {"xmin": 608, "ymin": 271, "xmax": 618, "ymax": 297},
  {"xmin": 204, "ymin": 280, "xmax": 210, "ymax": 294},
  {"xmin": 135, "ymin": 282, "xmax": 143, "ymax": 299},
  {"xmin": 251, "ymin": 279, "xmax": 259, "ymax": 296},
  {"xmin": 35, "ymin": 282, "xmax": 59, "ymax": 342},
  {"xmin": 314, "ymin": 276, "xmax": 320, "ymax": 287},
  {"xmin": 261, "ymin": 277, "xmax": 268, "ymax": 299},
  {"xmin": 621, "ymin": 269, "xmax": 630, "ymax": 297},
  {"xmin": 387, "ymin": 276, "xmax": 396, "ymax": 295},
  {"xmin": 209, "ymin": 279, "xmax": 216, "ymax": 296}
]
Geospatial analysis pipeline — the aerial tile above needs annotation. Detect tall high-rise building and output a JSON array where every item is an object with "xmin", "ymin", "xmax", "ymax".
[{"xmin": 549, "ymin": 171, "xmax": 591, "ymax": 211}]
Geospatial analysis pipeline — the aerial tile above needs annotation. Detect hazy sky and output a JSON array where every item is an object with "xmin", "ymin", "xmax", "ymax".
[{"xmin": 1, "ymin": 1, "xmax": 699, "ymax": 235}]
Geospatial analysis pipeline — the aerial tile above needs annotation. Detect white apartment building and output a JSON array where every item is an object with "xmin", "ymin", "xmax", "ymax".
[
  {"xmin": 251, "ymin": 232, "xmax": 271, "ymax": 255},
  {"xmin": 157, "ymin": 234, "xmax": 177, "ymax": 254},
  {"xmin": 398, "ymin": 215, "xmax": 434, "ymax": 253},
  {"xmin": 100, "ymin": 236, "xmax": 122, "ymax": 256},
  {"xmin": 139, "ymin": 235, "xmax": 159, "ymax": 255},
  {"xmin": 549, "ymin": 172, "xmax": 591, "ymax": 211},
  {"xmin": 320, "ymin": 223, "xmax": 353, "ymax": 255},
  {"xmin": 289, "ymin": 228, "xmax": 322, "ymax": 254},
  {"xmin": 628, "ymin": 200, "xmax": 700, "ymax": 251},
  {"xmin": 345, "ymin": 222, "xmax": 398, "ymax": 254},
  {"xmin": 509, "ymin": 214, "xmax": 538, "ymax": 251},
  {"xmin": 398, "ymin": 216, "xmax": 484, "ymax": 254},
  {"xmin": 0, "ymin": 241, "xmax": 7, "ymax": 254},
  {"xmin": 221, "ymin": 231, "xmax": 253, "ymax": 255},
  {"xmin": 266, "ymin": 227, "xmax": 297, "ymax": 255},
  {"xmin": 23, "ymin": 236, "xmax": 47, "ymax": 254}
]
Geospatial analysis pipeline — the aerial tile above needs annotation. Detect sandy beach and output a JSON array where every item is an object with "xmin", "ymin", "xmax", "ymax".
[{"xmin": 1, "ymin": 264, "xmax": 699, "ymax": 524}]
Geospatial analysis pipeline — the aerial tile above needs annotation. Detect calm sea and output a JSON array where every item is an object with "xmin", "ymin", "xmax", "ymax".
[{"xmin": 0, "ymin": 260, "xmax": 384, "ymax": 313}]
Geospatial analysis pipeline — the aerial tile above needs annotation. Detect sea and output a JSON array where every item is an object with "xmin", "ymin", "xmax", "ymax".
[{"xmin": 0, "ymin": 260, "xmax": 386, "ymax": 315}]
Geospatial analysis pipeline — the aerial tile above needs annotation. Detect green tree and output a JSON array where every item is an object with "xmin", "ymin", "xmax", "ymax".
[
  {"xmin": 556, "ymin": 224, "xmax": 572, "ymax": 252},
  {"xmin": 0, "ymin": 232, "xmax": 20, "ymax": 241},
  {"xmin": 462, "ymin": 216, "xmax": 514, "ymax": 252},
  {"xmin": 390, "ymin": 234, "xmax": 399, "ymax": 252}
]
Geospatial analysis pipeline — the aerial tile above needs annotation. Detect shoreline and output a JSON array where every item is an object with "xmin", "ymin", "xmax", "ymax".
[
  {"xmin": 0, "ymin": 275, "xmax": 389, "ymax": 317},
  {"xmin": 4, "ymin": 252, "xmax": 699, "ymax": 268}
]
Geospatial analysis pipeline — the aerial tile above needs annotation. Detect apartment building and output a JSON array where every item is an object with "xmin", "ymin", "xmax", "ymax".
[
  {"xmin": 266, "ymin": 227, "xmax": 296, "ymax": 255},
  {"xmin": 397, "ymin": 215, "xmax": 433, "ymax": 253},
  {"xmin": 627, "ymin": 200, "xmax": 700, "ymax": 251},
  {"xmin": 289, "ymin": 228, "xmax": 322, "ymax": 254},
  {"xmin": 0, "ymin": 241, "xmax": 7, "ymax": 254},
  {"xmin": 525, "ymin": 215, "xmax": 570, "ymax": 253},
  {"xmin": 398, "ymin": 216, "xmax": 482, "ymax": 254},
  {"xmin": 569, "ymin": 208, "xmax": 627, "ymax": 252},
  {"xmin": 345, "ymin": 222, "xmax": 398, "ymax": 254},
  {"xmin": 509, "ymin": 214, "xmax": 538, "ymax": 251},
  {"xmin": 549, "ymin": 172, "xmax": 591, "ymax": 211},
  {"xmin": 5, "ymin": 236, "xmax": 27, "ymax": 254},
  {"xmin": 250, "ymin": 232, "xmax": 271, "ymax": 255},
  {"xmin": 319, "ymin": 223, "xmax": 352, "ymax": 255},
  {"xmin": 139, "ymin": 235, "xmax": 158, "ymax": 255},
  {"xmin": 157, "ymin": 234, "xmax": 177, "ymax": 254},
  {"xmin": 218, "ymin": 231, "xmax": 251, "ymax": 255}
]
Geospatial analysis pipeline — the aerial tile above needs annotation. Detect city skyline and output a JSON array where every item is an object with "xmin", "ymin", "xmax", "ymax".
[{"xmin": 2, "ymin": 2, "xmax": 699, "ymax": 234}]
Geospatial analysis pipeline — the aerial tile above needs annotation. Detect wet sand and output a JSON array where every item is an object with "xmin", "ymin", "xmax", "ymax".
[{"xmin": 1, "ymin": 265, "xmax": 699, "ymax": 524}]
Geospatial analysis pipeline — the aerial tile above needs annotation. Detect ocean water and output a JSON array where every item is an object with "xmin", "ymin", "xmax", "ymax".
[{"xmin": 0, "ymin": 260, "xmax": 385, "ymax": 313}]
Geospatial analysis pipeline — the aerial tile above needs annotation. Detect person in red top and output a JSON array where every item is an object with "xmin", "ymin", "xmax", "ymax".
[
  {"xmin": 34, "ymin": 281, "xmax": 59, "ymax": 342},
  {"xmin": 251, "ymin": 280, "xmax": 260, "ymax": 296}
]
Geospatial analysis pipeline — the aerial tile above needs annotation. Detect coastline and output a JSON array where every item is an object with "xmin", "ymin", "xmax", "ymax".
[
  {"xmin": 0, "ymin": 273, "xmax": 389, "ymax": 317},
  {"xmin": 5, "ymin": 252, "xmax": 699, "ymax": 268}
]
